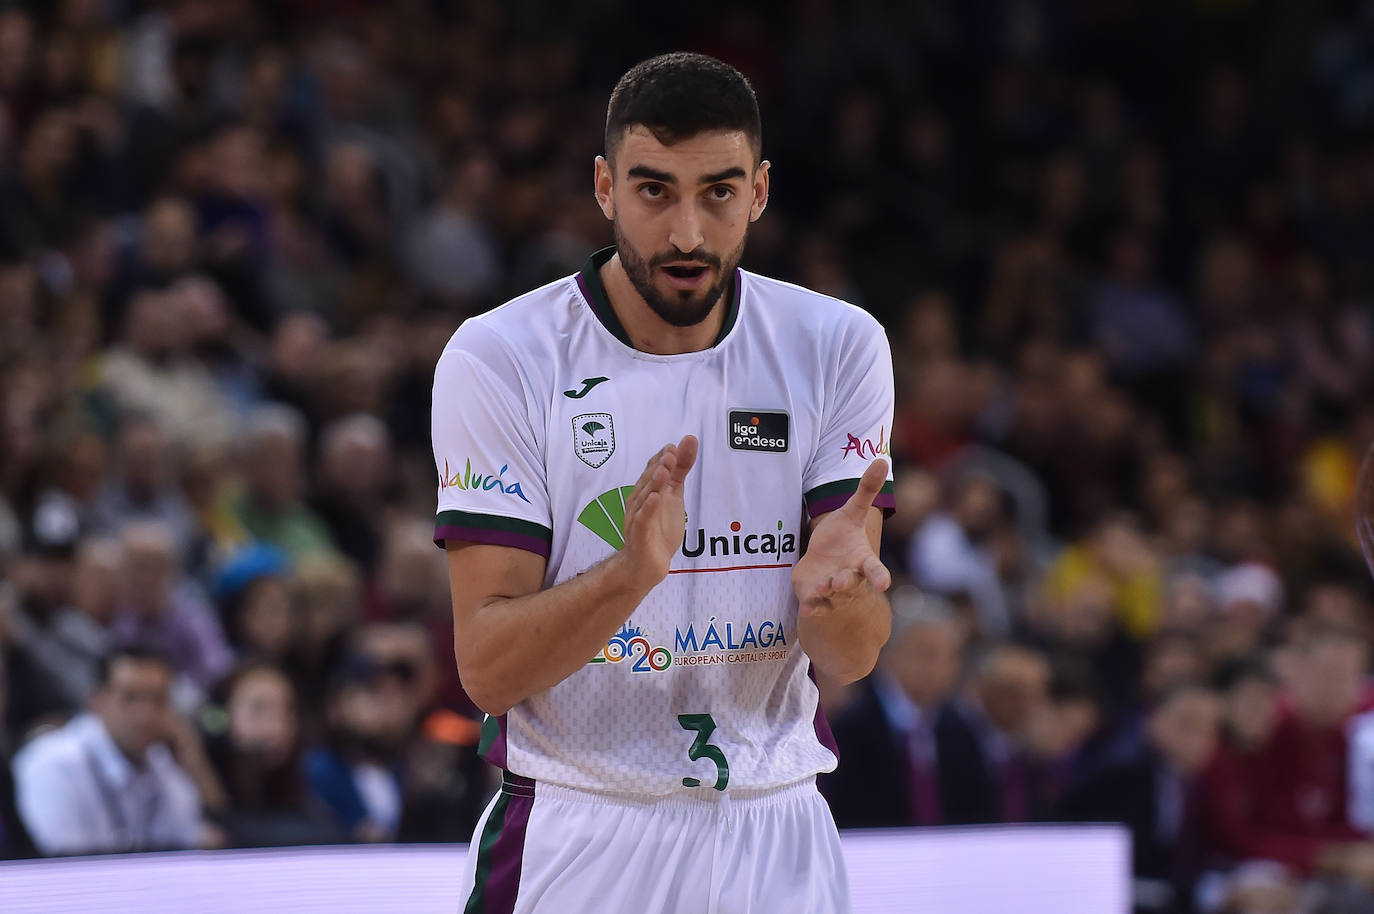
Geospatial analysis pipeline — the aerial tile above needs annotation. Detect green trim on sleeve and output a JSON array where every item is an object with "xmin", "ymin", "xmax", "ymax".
[
  {"xmin": 803, "ymin": 478, "xmax": 895, "ymax": 505},
  {"xmin": 435, "ymin": 510, "xmax": 552, "ymax": 542}
]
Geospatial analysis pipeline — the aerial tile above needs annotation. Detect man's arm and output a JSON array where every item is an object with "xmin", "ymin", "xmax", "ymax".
[
  {"xmin": 447, "ymin": 436, "xmax": 698, "ymax": 716},
  {"xmin": 794, "ymin": 459, "xmax": 892, "ymax": 684}
]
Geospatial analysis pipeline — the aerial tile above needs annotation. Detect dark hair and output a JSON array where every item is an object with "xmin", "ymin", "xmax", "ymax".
[
  {"xmin": 96, "ymin": 643, "xmax": 172, "ymax": 687},
  {"xmin": 1048, "ymin": 656, "xmax": 1101, "ymax": 707},
  {"xmin": 1145, "ymin": 677, "xmax": 1214, "ymax": 716},
  {"xmin": 212, "ymin": 659, "xmax": 297, "ymax": 708},
  {"xmin": 1212, "ymin": 654, "xmax": 1277, "ymax": 693},
  {"xmin": 605, "ymin": 52, "xmax": 761, "ymax": 164}
]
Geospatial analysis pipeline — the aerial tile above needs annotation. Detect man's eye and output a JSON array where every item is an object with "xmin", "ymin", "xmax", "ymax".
[
  {"xmin": 640, "ymin": 184, "xmax": 665, "ymax": 199},
  {"xmin": 711, "ymin": 186, "xmax": 734, "ymax": 200}
]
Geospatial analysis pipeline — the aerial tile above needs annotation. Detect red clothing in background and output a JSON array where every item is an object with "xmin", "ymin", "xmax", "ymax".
[{"xmin": 1200, "ymin": 710, "xmax": 1366, "ymax": 873}]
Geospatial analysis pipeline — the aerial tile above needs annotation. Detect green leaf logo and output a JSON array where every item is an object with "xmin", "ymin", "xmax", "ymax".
[
  {"xmin": 577, "ymin": 486, "xmax": 635, "ymax": 550},
  {"xmin": 581, "ymin": 420, "xmax": 605, "ymax": 437}
]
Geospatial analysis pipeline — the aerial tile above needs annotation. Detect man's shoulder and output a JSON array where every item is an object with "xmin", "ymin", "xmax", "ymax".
[
  {"xmin": 443, "ymin": 274, "xmax": 581, "ymax": 364},
  {"xmin": 12, "ymin": 717, "xmax": 90, "ymax": 775},
  {"xmin": 740, "ymin": 270, "xmax": 885, "ymax": 339}
]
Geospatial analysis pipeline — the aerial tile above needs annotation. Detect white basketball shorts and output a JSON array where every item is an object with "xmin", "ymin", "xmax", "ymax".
[{"xmin": 457, "ymin": 771, "xmax": 852, "ymax": 914}]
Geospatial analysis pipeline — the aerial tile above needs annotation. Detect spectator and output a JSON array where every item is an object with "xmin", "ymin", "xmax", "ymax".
[
  {"xmin": 1204, "ymin": 562, "xmax": 1284, "ymax": 668},
  {"xmin": 288, "ymin": 552, "xmax": 363, "ymax": 724},
  {"xmin": 90, "ymin": 413, "xmax": 200, "ymax": 561},
  {"xmin": 227, "ymin": 404, "xmax": 336, "ymax": 560},
  {"xmin": 402, "ymin": 150, "xmax": 501, "ymax": 306},
  {"xmin": 3, "ymin": 535, "xmax": 117, "ymax": 712},
  {"xmin": 309, "ymin": 412, "xmax": 392, "ymax": 576},
  {"xmin": 1203, "ymin": 626, "xmax": 1374, "ymax": 878},
  {"xmin": 213, "ymin": 543, "xmax": 295, "ymax": 663},
  {"xmin": 398, "ymin": 707, "xmax": 488, "ymax": 843},
  {"xmin": 963, "ymin": 643, "xmax": 1053, "ymax": 822},
  {"xmin": 202, "ymin": 661, "xmax": 338, "ymax": 848},
  {"xmin": 95, "ymin": 285, "xmax": 238, "ymax": 451},
  {"xmin": 907, "ymin": 471, "xmax": 1012, "ymax": 637},
  {"xmin": 1043, "ymin": 512, "xmax": 1163, "ymax": 642},
  {"xmin": 822, "ymin": 590, "xmax": 996, "ymax": 828},
  {"xmin": 367, "ymin": 520, "xmax": 468, "ymax": 711},
  {"xmin": 1198, "ymin": 656, "xmax": 1286, "ymax": 868},
  {"xmin": 1056, "ymin": 681, "xmax": 1222, "ymax": 914},
  {"xmin": 0, "ymin": 650, "xmax": 36, "ymax": 859},
  {"xmin": 306, "ymin": 652, "xmax": 416, "ymax": 843},
  {"xmin": 3, "ymin": 496, "xmax": 84, "ymax": 733},
  {"xmin": 108, "ymin": 521, "xmax": 233, "ymax": 699},
  {"xmin": 12, "ymin": 645, "xmax": 223, "ymax": 855}
]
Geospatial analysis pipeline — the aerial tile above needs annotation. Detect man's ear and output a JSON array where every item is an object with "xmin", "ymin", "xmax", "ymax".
[
  {"xmin": 594, "ymin": 155, "xmax": 614, "ymax": 220},
  {"xmin": 750, "ymin": 160, "xmax": 770, "ymax": 222}
]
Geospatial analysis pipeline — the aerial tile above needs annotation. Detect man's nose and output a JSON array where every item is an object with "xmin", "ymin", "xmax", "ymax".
[{"xmin": 668, "ymin": 200, "xmax": 705, "ymax": 254}]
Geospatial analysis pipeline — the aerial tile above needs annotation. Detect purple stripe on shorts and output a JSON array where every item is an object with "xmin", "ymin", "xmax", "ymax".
[
  {"xmin": 485, "ymin": 790, "xmax": 534, "ymax": 914},
  {"xmin": 433, "ymin": 525, "xmax": 551, "ymax": 557},
  {"xmin": 808, "ymin": 662, "xmax": 841, "ymax": 761}
]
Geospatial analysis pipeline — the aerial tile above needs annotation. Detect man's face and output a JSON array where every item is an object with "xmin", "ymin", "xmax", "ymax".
[
  {"xmin": 1149, "ymin": 689, "xmax": 1220, "ymax": 775},
  {"xmin": 94, "ymin": 658, "xmax": 171, "ymax": 760},
  {"xmin": 248, "ymin": 431, "xmax": 302, "ymax": 508},
  {"xmin": 888, "ymin": 622, "xmax": 962, "ymax": 708},
  {"xmin": 1292, "ymin": 638, "xmax": 1368, "ymax": 728},
  {"xmin": 596, "ymin": 127, "xmax": 768, "ymax": 328},
  {"xmin": 1225, "ymin": 677, "xmax": 1278, "ymax": 748},
  {"xmin": 121, "ymin": 535, "xmax": 174, "ymax": 615},
  {"xmin": 980, "ymin": 651, "xmax": 1050, "ymax": 735},
  {"xmin": 120, "ymin": 422, "xmax": 167, "ymax": 498}
]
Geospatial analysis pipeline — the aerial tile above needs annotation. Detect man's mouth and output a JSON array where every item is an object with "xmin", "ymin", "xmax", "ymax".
[
  {"xmin": 662, "ymin": 264, "xmax": 708, "ymax": 279},
  {"xmin": 660, "ymin": 263, "xmax": 711, "ymax": 290}
]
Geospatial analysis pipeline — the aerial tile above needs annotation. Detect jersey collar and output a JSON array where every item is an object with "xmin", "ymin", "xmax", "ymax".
[{"xmin": 576, "ymin": 246, "xmax": 741, "ymax": 351}]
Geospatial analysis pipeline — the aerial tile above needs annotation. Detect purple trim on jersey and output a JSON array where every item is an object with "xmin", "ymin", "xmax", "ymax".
[
  {"xmin": 485, "ymin": 787, "xmax": 534, "ymax": 914},
  {"xmin": 433, "ymin": 525, "xmax": 552, "ymax": 558},
  {"xmin": 806, "ymin": 490, "xmax": 897, "ymax": 518},
  {"xmin": 808, "ymin": 662, "xmax": 841, "ymax": 761},
  {"xmin": 574, "ymin": 272, "xmax": 600, "ymax": 322}
]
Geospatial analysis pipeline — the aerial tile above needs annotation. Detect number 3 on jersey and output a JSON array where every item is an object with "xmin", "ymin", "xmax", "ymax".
[{"xmin": 678, "ymin": 713, "xmax": 730, "ymax": 791}]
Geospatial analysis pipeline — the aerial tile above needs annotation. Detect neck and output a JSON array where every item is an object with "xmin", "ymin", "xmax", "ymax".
[
  {"xmin": 99, "ymin": 720, "xmax": 148, "ymax": 768},
  {"xmin": 599, "ymin": 253, "xmax": 727, "ymax": 355}
]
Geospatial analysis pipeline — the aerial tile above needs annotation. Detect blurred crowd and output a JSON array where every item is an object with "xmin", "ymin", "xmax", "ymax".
[{"xmin": 3, "ymin": 0, "xmax": 1374, "ymax": 912}]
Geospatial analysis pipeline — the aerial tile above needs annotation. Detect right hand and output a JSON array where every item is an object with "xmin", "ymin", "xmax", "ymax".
[{"xmin": 619, "ymin": 435, "xmax": 698, "ymax": 590}]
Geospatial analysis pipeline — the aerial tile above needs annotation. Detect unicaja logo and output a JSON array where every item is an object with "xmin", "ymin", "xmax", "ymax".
[
  {"xmin": 577, "ymin": 486, "xmax": 636, "ymax": 549},
  {"xmin": 578, "ymin": 487, "xmax": 796, "ymax": 562},
  {"xmin": 681, "ymin": 519, "xmax": 796, "ymax": 560}
]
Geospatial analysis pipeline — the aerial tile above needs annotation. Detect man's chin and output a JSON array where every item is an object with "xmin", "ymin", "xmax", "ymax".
[{"xmin": 647, "ymin": 292, "xmax": 719, "ymax": 328}]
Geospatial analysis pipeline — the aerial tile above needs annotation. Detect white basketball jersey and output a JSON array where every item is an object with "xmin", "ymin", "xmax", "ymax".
[{"xmin": 432, "ymin": 247, "xmax": 895, "ymax": 796}]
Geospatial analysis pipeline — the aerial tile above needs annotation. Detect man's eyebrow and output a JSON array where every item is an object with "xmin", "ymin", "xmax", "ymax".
[
  {"xmin": 627, "ymin": 165, "xmax": 674, "ymax": 183},
  {"xmin": 624, "ymin": 165, "xmax": 749, "ymax": 185},
  {"xmin": 700, "ymin": 167, "xmax": 747, "ymax": 184}
]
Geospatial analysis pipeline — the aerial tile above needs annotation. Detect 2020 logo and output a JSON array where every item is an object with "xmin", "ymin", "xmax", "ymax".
[{"xmin": 588, "ymin": 621, "xmax": 672, "ymax": 672}]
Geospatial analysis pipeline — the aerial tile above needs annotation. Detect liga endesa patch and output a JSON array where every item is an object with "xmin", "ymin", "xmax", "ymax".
[{"xmin": 727, "ymin": 410, "xmax": 790, "ymax": 453}]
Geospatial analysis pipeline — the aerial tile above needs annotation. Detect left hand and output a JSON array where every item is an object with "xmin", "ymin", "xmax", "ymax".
[{"xmin": 792, "ymin": 459, "xmax": 891, "ymax": 613}]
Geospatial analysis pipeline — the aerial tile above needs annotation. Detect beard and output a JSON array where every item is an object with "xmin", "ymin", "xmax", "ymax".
[{"xmin": 613, "ymin": 219, "xmax": 745, "ymax": 328}]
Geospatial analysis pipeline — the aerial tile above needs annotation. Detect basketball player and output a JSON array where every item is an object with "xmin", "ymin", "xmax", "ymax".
[{"xmin": 433, "ymin": 52, "xmax": 895, "ymax": 913}]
